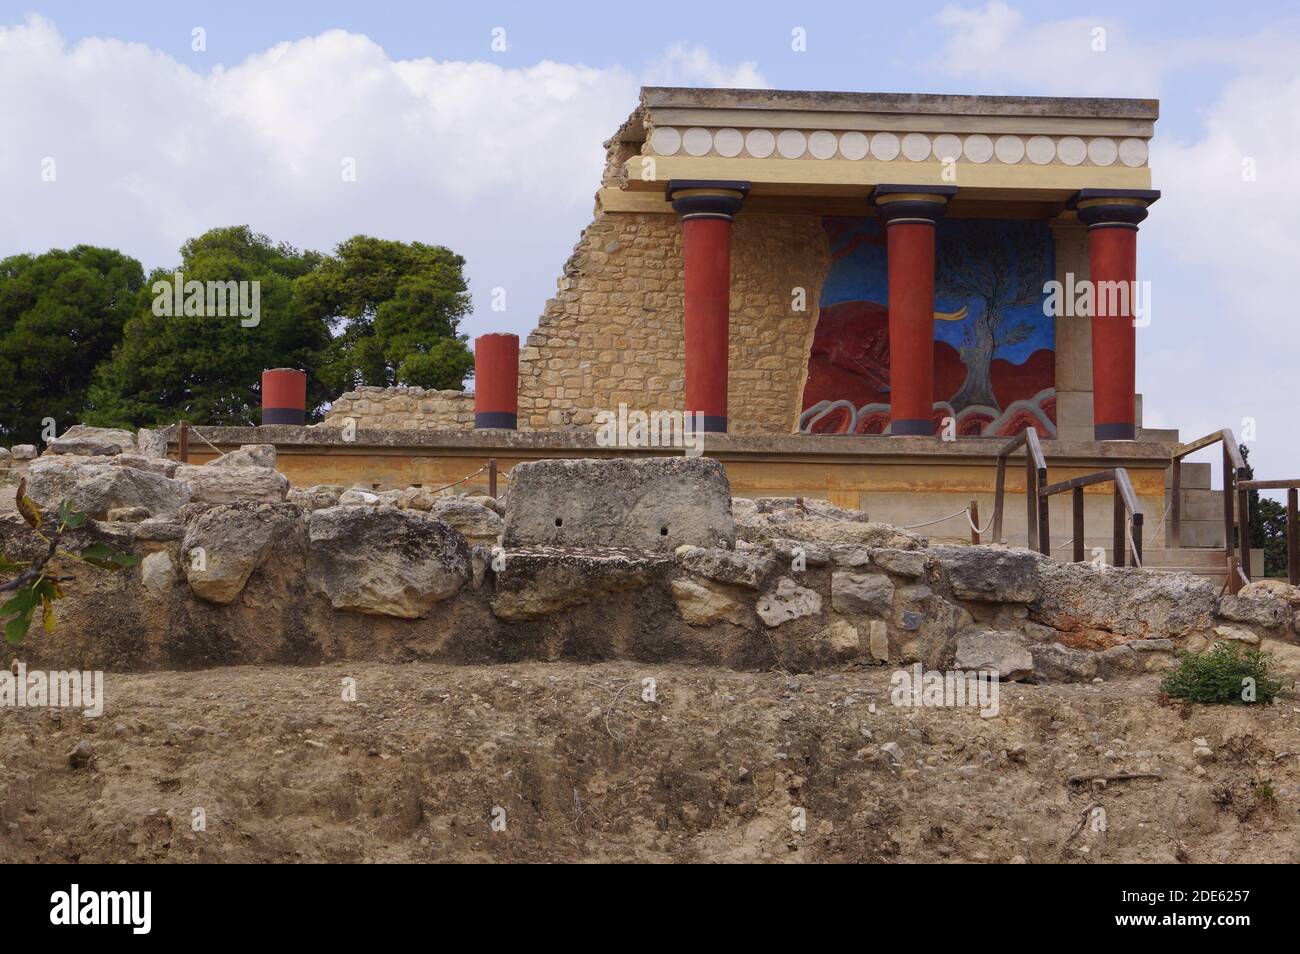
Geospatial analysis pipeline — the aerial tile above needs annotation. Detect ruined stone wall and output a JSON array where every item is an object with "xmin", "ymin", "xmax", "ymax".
[
  {"xmin": 325, "ymin": 385, "xmax": 475, "ymax": 432},
  {"xmin": 518, "ymin": 211, "xmax": 830, "ymax": 434}
]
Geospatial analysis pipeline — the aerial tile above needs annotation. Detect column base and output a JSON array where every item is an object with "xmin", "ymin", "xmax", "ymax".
[
  {"xmin": 261, "ymin": 407, "xmax": 305, "ymax": 425},
  {"xmin": 475, "ymin": 412, "xmax": 518, "ymax": 429},
  {"xmin": 686, "ymin": 414, "xmax": 727, "ymax": 434},
  {"xmin": 1094, "ymin": 422, "xmax": 1136, "ymax": 441},
  {"xmin": 890, "ymin": 419, "xmax": 934, "ymax": 436}
]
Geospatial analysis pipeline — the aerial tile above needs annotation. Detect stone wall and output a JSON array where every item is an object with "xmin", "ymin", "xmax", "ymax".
[
  {"xmin": 518, "ymin": 211, "xmax": 830, "ymax": 434},
  {"xmin": 324, "ymin": 385, "xmax": 475, "ymax": 432},
  {"xmin": 6, "ymin": 450, "xmax": 1295, "ymax": 676}
]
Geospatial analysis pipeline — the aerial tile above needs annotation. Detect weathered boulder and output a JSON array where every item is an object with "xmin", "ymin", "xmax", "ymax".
[
  {"xmin": 183, "ymin": 502, "xmax": 301, "ymax": 604},
  {"xmin": 288, "ymin": 484, "xmax": 344, "ymax": 510},
  {"xmin": 954, "ymin": 629, "xmax": 1034, "ymax": 680},
  {"xmin": 825, "ymin": 618, "xmax": 861, "ymax": 657},
  {"xmin": 208, "ymin": 444, "xmax": 276, "ymax": 469},
  {"xmin": 1035, "ymin": 563, "xmax": 1217, "ymax": 644},
  {"xmin": 132, "ymin": 518, "xmax": 185, "ymax": 542},
  {"xmin": 739, "ymin": 514, "xmax": 925, "ymax": 550},
  {"xmin": 135, "ymin": 428, "xmax": 170, "ymax": 459},
  {"xmin": 1212, "ymin": 624, "xmax": 1259, "ymax": 645},
  {"xmin": 491, "ymin": 547, "xmax": 669, "ymax": 620},
  {"xmin": 45, "ymin": 425, "xmax": 137, "ymax": 457},
  {"xmin": 1217, "ymin": 594, "xmax": 1289, "ymax": 629},
  {"xmin": 173, "ymin": 463, "xmax": 289, "ymax": 505},
  {"xmin": 752, "ymin": 497, "xmax": 872, "ymax": 522},
  {"xmin": 830, "ymin": 571, "xmax": 894, "ymax": 616},
  {"xmin": 768, "ymin": 538, "xmax": 830, "ymax": 567},
  {"xmin": 675, "ymin": 545, "xmax": 775, "ymax": 590},
  {"xmin": 10, "ymin": 444, "xmax": 38, "ymax": 460},
  {"xmin": 0, "ymin": 447, "xmax": 10, "ymax": 470},
  {"xmin": 139, "ymin": 551, "xmax": 177, "ymax": 599},
  {"xmin": 1030, "ymin": 642, "xmax": 1099, "ymax": 682},
  {"xmin": 425, "ymin": 497, "xmax": 503, "ymax": 544},
  {"xmin": 106, "ymin": 506, "xmax": 151, "ymax": 523},
  {"xmin": 25, "ymin": 455, "xmax": 192, "ymax": 519},
  {"xmin": 933, "ymin": 545, "xmax": 1042, "ymax": 603},
  {"xmin": 756, "ymin": 578, "xmax": 822, "ymax": 627},
  {"xmin": 112, "ymin": 454, "xmax": 178, "ymax": 477},
  {"xmin": 1239, "ymin": 579, "xmax": 1300, "ymax": 605},
  {"xmin": 502, "ymin": 457, "xmax": 734, "ymax": 551},
  {"xmin": 307, "ymin": 506, "xmax": 471, "ymax": 618},
  {"xmin": 671, "ymin": 578, "xmax": 750, "ymax": 626},
  {"xmin": 1100, "ymin": 638, "xmax": 1177, "ymax": 674},
  {"xmin": 870, "ymin": 547, "xmax": 930, "ymax": 579}
]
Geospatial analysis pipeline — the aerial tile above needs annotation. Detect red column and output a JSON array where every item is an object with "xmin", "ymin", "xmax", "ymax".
[
  {"xmin": 261, "ymin": 368, "xmax": 306, "ymax": 425},
  {"xmin": 668, "ymin": 181, "xmax": 748, "ymax": 433},
  {"xmin": 1071, "ymin": 189, "xmax": 1159, "ymax": 441},
  {"xmin": 871, "ymin": 186, "xmax": 956, "ymax": 436},
  {"xmin": 474, "ymin": 333, "xmax": 519, "ymax": 429}
]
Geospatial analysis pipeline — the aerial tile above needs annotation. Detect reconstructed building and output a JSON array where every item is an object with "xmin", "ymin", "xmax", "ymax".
[{"xmin": 192, "ymin": 88, "xmax": 1255, "ymax": 585}]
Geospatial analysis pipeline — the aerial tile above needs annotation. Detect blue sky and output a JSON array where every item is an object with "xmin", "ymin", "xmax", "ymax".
[{"xmin": 3, "ymin": 1, "xmax": 1299, "ymax": 485}]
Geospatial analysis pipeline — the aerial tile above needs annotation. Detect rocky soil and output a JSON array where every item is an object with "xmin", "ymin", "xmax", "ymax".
[{"xmin": 2, "ymin": 660, "xmax": 1298, "ymax": 864}]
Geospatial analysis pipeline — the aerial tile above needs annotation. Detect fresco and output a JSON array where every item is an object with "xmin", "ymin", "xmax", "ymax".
[{"xmin": 799, "ymin": 217, "xmax": 1056, "ymax": 436}]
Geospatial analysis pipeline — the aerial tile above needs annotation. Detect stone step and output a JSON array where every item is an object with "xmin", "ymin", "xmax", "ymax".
[{"xmin": 1140, "ymin": 547, "xmax": 1228, "ymax": 568}]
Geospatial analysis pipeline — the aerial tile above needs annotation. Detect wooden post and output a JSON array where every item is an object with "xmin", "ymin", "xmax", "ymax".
[
  {"xmin": 1170, "ymin": 457, "xmax": 1181, "ymax": 548},
  {"xmin": 1288, "ymin": 488, "xmax": 1298, "ymax": 587},
  {"xmin": 1025, "ymin": 456, "xmax": 1038, "ymax": 551},
  {"xmin": 1113, "ymin": 485, "xmax": 1126, "ymax": 568},
  {"xmin": 993, "ymin": 456, "xmax": 1007, "ymax": 544},
  {"xmin": 178, "ymin": 420, "xmax": 190, "ymax": 464},
  {"xmin": 1238, "ymin": 484, "xmax": 1251, "ymax": 583},
  {"xmin": 969, "ymin": 499, "xmax": 980, "ymax": 545},
  {"xmin": 1037, "ymin": 474, "xmax": 1050, "ymax": 557},
  {"xmin": 488, "ymin": 458, "xmax": 498, "ymax": 499},
  {"xmin": 1072, "ymin": 487, "xmax": 1085, "ymax": 563},
  {"xmin": 1223, "ymin": 445, "xmax": 1237, "ymax": 591}
]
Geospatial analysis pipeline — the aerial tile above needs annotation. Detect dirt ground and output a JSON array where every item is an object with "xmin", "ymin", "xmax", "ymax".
[{"xmin": 2, "ymin": 660, "xmax": 1298, "ymax": 863}]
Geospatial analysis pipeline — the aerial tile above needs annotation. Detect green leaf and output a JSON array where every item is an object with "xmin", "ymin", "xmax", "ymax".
[
  {"xmin": 0, "ymin": 587, "xmax": 37, "ymax": 617},
  {"xmin": 0, "ymin": 554, "xmax": 30, "ymax": 574},
  {"xmin": 78, "ymin": 542, "xmax": 139, "ymax": 570},
  {"xmin": 40, "ymin": 596, "xmax": 55, "ymax": 635},
  {"xmin": 57, "ymin": 500, "xmax": 87, "ymax": 530},
  {"xmin": 4, "ymin": 607, "xmax": 34, "ymax": 645}
]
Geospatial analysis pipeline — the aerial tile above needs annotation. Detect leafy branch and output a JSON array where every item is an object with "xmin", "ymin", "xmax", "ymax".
[{"xmin": 0, "ymin": 479, "xmax": 138, "ymax": 645}]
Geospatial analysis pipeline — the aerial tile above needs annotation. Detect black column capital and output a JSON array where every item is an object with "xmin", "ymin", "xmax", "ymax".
[
  {"xmin": 870, "ymin": 184, "xmax": 957, "ymax": 225},
  {"xmin": 1068, "ymin": 188, "xmax": 1161, "ymax": 230},
  {"xmin": 667, "ymin": 180, "xmax": 749, "ymax": 221}
]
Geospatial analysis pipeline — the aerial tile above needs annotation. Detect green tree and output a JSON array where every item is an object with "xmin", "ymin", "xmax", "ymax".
[
  {"xmin": 85, "ymin": 227, "xmax": 329, "ymax": 427},
  {"xmin": 1241, "ymin": 446, "xmax": 1288, "ymax": 578},
  {"xmin": 298, "ymin": 236, "xmax": 474, "ymax": 393},
  {"xmin": 0, "ymin": 246, "xmax": 145, "ymax": 445}
]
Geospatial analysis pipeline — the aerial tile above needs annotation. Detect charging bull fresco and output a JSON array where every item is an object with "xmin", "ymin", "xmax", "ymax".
[{"xmin": 799, "ymin": 217, "xmax": 1056, "ymax": 436}]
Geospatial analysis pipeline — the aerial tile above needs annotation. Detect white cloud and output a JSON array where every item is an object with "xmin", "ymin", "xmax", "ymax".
[{"xmin": 0, "ymin": 15, "xmax": 765, "ymax": 347}]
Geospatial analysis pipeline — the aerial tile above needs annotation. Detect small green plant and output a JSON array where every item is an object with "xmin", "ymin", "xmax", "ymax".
[
  {"xmin": 0, "ymin": 479, "xmax": 138, "ymax": 645},
  {"xmin": 1160, "ymin": 641, "xmax": 1287, "ymax": 705}
]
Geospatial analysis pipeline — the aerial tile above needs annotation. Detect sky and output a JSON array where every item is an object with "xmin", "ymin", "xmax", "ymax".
[{"xmin": 2, "ymin": 0, "xmax": 1298, "ymax": 487}]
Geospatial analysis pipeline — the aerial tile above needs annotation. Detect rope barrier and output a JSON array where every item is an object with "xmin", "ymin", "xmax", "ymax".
[
  {"xmin": 901, "ymin": 508, "xmax": 972, "ymax": 531},
  {"xmin": 425, "ymin": 464, "xmax": 488, "ymax": 496},
  {"xmin": 186, "ymin": 425, "xmax": 225, "ymax": 456}
]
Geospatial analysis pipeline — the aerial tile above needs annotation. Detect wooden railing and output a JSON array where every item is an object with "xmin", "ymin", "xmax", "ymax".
[
  {"xmin": 1237, "ymin": 478, "xmax": 1299, "ymax": 586},
  {"xmin": 1038, "ymin": 468, "xmax": 1144, "ymax": 566},
  {"xmin": 992, "ymin": 428, "xmax": 1046, "ymax": 547},
  {"xmin": 1171, "ymin": 429, "xmax": 1249, "ymax": 592}
]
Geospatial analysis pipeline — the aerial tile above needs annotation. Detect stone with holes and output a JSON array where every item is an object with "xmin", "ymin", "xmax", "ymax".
[{"xmin": 501, "ymin": 456, "xmax": 734, "ymax": 551}]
